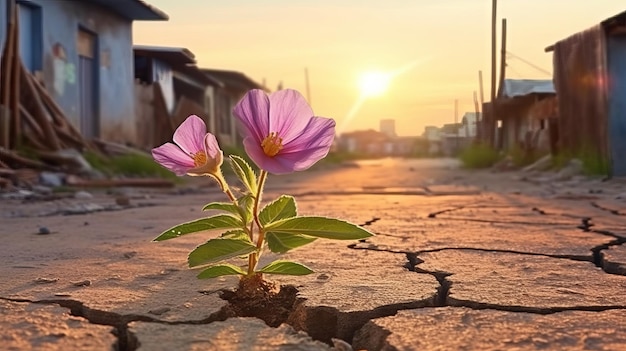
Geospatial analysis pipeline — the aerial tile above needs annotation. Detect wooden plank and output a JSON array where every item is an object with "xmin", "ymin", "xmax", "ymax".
[
  {"xmin": 0, "ymin": 0, "xmax": 17, "ymax": 149},
  {"xmin": 10, "ymin": 4, "xmax": 21, "ymax": 148},
  {"xmin": 19, "ymin": 61, "xmax": 62, "ymax": 150}
]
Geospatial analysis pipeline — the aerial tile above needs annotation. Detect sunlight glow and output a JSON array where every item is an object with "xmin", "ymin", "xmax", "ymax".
[
  {"xmin": 338, "ymin": 58, "xmax": 432, "ymax": 134},
  {"xmin": 358, "ymin": 71, "xmax": 391, "ymax": 98}
]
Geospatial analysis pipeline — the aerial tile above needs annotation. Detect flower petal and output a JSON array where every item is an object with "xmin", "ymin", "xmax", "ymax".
[
  {"xmin": 173, "ymin": 115, "xmax": 206, "ymax": 155},
  {"xmin": 281, "ymin": 116, "xmax": 336, "ymax": 154},
  {"xmin": 203, "ymin": 133, "xmax": 221, "ymax": 159},
  {"xmin": 152, "ymin": 142, "xmax": 195, "ymax": 176},
  {"xmin": 268, "ymin": 89, "xmax": 314, "ymax": 144},
  {"xmin": 275, "ymin": 145, "xmax": 332, "ymax": 172},
  {"xmin": 233, "ymin": 89, "xmax": 270, "ymax": 143}
]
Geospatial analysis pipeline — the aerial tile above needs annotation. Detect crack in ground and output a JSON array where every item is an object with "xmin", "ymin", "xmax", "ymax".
[
  {"xmin": 591, "ymin": 201, "xmax": 625, "ymax": 216},
  {"xmin": 404, "ymin": 253, "xmax": 451, "ymax": 306},
  {"xmin": 591, "ymin": 237, "xmax": 626, "ymax": 275},
  {"xmin": 427, "ymin": 205, "xmax": 467, "ymax": 218},
  {"xmin": 0, "ymin": 296, "xmax": 231, "ymax": 351},
  {"xmin": 432, "ymin": 216, "xmax": 580, "ymax": 226},
  {"xmin": 358, "ymin": 217, "xmax": 381, "ymax": 227},
  {"xmin": 446, "ymin": 298, "xmax": 626, "ymax": 314},
  {"xmin": 349, "ymin": 243, "xmax": 593, "ymax": 264}
]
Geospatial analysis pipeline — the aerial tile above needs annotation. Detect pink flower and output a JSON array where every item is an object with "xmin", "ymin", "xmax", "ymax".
[
  {"xmin": 233, "ymin": 89, "xmax": 336, "ymax": 174},
  {"xmin": 152, "ymin": 115, "xmax": 223, "ymax": 176}
]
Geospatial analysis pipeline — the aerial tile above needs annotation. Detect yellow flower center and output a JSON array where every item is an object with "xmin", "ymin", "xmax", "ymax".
[
  {"xmin": 261, "ymin": 132, "xmax": 283, "ymax": 157},
  {"xmin": 192, "ymin": 151, "xmax": 207, "ymax": 167}
]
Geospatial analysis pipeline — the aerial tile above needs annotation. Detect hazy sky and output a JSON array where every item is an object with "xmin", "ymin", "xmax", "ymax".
[{"xmin": 134, "ymin": 1, "xmax": 625, "ymax": 136}]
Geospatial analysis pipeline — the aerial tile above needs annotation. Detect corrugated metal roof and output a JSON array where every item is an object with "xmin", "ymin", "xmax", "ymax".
[
  {"xmin": 500, "ymin": 79, "xmax": 555, "ymax": 98},
  {"xmin": 133, "ymin": 45, "xmax": 196, "ymax": 65},
  {"xmin": 201, "ymin": 69, "xmax": 267, "ymax": 92},
  {"xmin": 83, "ymin": 0, "xmax": 168, "ymax": 21},
  {"xmin": 133, "ymin": 46, "xmax": 222, "ymax": 87}
]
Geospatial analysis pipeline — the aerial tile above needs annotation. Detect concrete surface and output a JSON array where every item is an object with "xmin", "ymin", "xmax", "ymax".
[{"xmin": 1, "ymin": 158, "xmax": 626, "ymax": 350}]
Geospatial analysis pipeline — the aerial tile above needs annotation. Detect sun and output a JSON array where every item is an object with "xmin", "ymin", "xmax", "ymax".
[{"xmin": 358, "ymin": 71, "xmax": 391, "ymax": 98}]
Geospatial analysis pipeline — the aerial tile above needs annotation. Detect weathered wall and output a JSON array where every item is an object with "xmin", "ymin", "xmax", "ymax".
[
  {"xmin": 553, "ymin": 24, "xmax": 609, "ymax": 164},
  {"xmin": 0, "ymin": 0, "xmax": 6, "ymax": 51},
  {"xmin": 7, "ymin": 0, "xmax": 135, "ymax": 144}
]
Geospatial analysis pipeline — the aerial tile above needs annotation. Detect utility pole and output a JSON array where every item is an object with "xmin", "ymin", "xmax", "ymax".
[
  {"xmin": 478, "ymin": 70, "xmax": 485, "ymax": 140},
  {"xmin": 304, "ymin": 67, "xmax": 311, "ymax": 103},
  {"xmin": 498, "ymin": 18, "xmax": 507, "ymax": 100},
  {"xmin": 473, "ymin": 91, "xmax": 480, "ymax": 141},
  {"xmin": 455, "ymin": 99, "xmax": 459, "ymax": 153},
  {"xmin": 490, "ymin": 0, "xmax": 497, "ymax": 147}
]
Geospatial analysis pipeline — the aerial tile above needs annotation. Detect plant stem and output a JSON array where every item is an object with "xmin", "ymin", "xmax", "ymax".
[
  {"xmin": 212, "ymin": 172, "xmax": 237, "ymax": 202},
  {"xmin": 248, "ymin": 170, "xmax": 268, "ymax": 275}
]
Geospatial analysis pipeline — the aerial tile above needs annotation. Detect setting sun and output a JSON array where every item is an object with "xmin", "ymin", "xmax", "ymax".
[{"xmin": 358, "ymin": 71, "xmax": 391, "ymax": 98}]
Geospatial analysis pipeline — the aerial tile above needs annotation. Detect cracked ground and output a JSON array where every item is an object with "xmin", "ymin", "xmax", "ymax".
[{"xmin": 1, "ymin": 158, "xmax": 626, "ymax": 350}]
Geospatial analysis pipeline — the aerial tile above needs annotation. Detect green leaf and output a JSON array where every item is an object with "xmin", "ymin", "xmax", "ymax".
[
  {"xmin": 154, "ymin": 214, "xmax": 243, "ymax": 241},
  {"xmin": 258, "ymin": 260, "xmax": 314, "ymax": 275},
  {"xmin": 221, "ymin": 229, "xmax": 251, "ymax": 242},
  {"xmin": 202, "ymin": 202, "xmax": 240, "ymax": 215},
  {"xmin": 259, "ymin": 195, "xmax": 297, "ymax": 226},
  {"xmin": 197, "ymin": 264, "xmax": 246, "ymax": 279},
  {"xmin": 264, "ymin": 216, "xmax": 375, "ymax": 240},
  {"xmin": 188, "ymin": 238, "xmax": 257, "ymax": 267},
  {"xmin": 266, "ymin": 232, "xmax": 317, "ymax": 254},
  {"xmin": 236, "ymin": 194, "xmax": 255, "ymax": 225},
  {"xmin": 229, "ymin": 155, "xmax": 257, "ymax": 194}
]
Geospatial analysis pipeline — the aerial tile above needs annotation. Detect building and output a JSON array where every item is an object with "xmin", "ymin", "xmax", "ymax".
[
  {"xmin": 133, "ymin": 45, "xmax": 221, "ymax": 149},
  {"xmin": 0, "ymin": 0, "xmax": 168, "ymax": 144},
  {"xmin": 495, "ymin": 79, "xmax": 556, "ymax": 154},
  {"xmin": 545, "ymin": 9, "xmax": 626, "ymax": 176},
  {"xmin": 460, "ymin": 112, "xmax": 478, "ymax": 138},
  {"xmin": 201, "ymin": 69, "xmax": 266, "ymax": 147},
  {"xmin": 379, "ymin": 119, "xmax": 396, "ymax": 138}
]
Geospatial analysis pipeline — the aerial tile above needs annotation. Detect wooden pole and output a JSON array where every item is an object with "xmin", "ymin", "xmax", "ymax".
[
  {"xmin": 455, "ymin": 99, "xmax": 459, "ymax": 152},
  {"xmin": 498, "ymin": 18, "xmax": 507, "ymax": 99},
  {"xmin": 478, "ymin": 70, "xmax": 485, "ymax": 140},
  {"xmin": 0, "ymin": 0, "xmax": 17, "ymax": 149},
  {"xmin": 490, "ymin": 0, "xmax": 497, "ymax": 147},
  {"xmin": 496, "ymin": 18, "xmax": 507, "ymax": 151},
  {"xmin": 19, "ymin": 61, "xmax": 62, "ymax": 150},
  {"xmin": 473, "ymin": 91, "xmax": 480, "ymax": 141},
  {"xmin": 10, "ymin": 3, "xmax": 21, "ymax": 148}
]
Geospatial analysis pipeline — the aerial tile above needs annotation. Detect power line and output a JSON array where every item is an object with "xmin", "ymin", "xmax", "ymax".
[{"xmin": 505, "ymin": 51, "xmax": 552, "ymax": 77}]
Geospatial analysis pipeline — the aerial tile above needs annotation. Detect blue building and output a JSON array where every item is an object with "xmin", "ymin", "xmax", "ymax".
[{"xmin": 0, "ymin": 0, "xmax": 167, "ymax": 145}]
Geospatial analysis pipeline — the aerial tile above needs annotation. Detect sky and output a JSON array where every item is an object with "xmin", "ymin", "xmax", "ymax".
[{"xmin": 134, "ymin": 1, "xmax": 625, "ymax": 137}]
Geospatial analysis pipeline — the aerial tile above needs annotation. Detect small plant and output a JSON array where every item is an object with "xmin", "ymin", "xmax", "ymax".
[
  {"xmin": 151, "ymin": 89, "xmax": 373, "ymax": 287},
  {"xmin": 85, "ymin": 150, "xmax": 179, "ymax": 181},
  {"xmin": 459, "ymin": 142, "xmax": 500, "ymax": 169}
]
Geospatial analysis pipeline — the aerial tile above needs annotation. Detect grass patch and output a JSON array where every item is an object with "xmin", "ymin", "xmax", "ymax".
[
  {"xmin": 551, "ymin": 147, "xmax": 609, "ymax": 176},
  {"xmin": 84, "ymin": 151, "xmax": 180, "ymax": 181},
  {"xmin": 459, "ymin": 143, "xmax": 501, "ymax": 169}
]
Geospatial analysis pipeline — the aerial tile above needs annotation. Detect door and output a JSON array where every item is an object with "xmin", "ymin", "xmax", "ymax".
[
  {"xmin": 77, "ymin": 29, "xmax": 98, "ymax": 138},
  {"xmin": 607, "ymin": 35, "xmax": 626, "ymax": 176},
  {"xmin": 17, "ymin": 1, "xmax": 42, "ymax": 71}
]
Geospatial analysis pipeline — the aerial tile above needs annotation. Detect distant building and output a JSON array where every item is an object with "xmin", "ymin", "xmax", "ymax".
[
  {"xmin": 423, "ymin": 126, "xmax": 440, "ymax": 141},
  {"xmin": 338, "ymin": 129, "xmax": 424, "ymax": 157},
  {"xmin": 460, "ymin": 112, "xmax": 479, "ymax": 138},
  {"xmin": 379, "ymin": 119, "xmax": 396, "ymax": 138}
]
